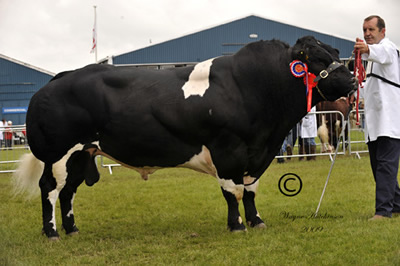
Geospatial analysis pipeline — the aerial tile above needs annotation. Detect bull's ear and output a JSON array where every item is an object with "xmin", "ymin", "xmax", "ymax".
[{"xmin": 84, "ymin": 153, "xmax": 100, "ymax": 186}]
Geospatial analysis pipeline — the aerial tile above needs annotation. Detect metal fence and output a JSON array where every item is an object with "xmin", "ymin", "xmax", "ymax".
[
  {"xmin": 276, "ymin": 109, "xmax": 367, "ymax": 162},
  {"xmin": 347, "ymin": 109, "xmax": 368, "ymax": 158},
  {"xmin": 0, "ymin": 110, "xmax": 369, "ymax": 174},
  {"xmin": 0, "ymin": 125, "xmax": 30, "ymax": 173}
]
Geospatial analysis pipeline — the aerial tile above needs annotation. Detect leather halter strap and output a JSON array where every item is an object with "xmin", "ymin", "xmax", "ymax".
[
  {"xmin": 313, "ymin": 61, "xmax": 342, "ymax": 83},
  {"xmin": 315, "ymin": 84, "xmax": 328, "ymax": 101}
]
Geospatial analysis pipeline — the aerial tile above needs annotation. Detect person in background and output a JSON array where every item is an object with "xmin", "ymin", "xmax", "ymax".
[
  {"xmin": 298, "ymin": 106, "xmax": 317, "ymax": 161},
  {"xmin": 0, "ymin": 119, "xmax": 4, "ymax": 148},
  {"xmin": 4, "ymin": 121, "xmax": 13, "ymax": 149},
  {"xmin": 277, "ymin": 126, "xmax": 297, "ymax": 163},
  {"xmin": 354, "ymin": 15, "xmax": 400, "ymax": 220}
]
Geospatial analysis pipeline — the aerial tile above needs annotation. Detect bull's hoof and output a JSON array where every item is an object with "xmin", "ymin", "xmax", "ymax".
[
  {"xmin": 231, "ymin": 227, "xmax": 248, "ymax": 233},
  {"xmin": 252, "ymin": 222, "xmax": 267, "ymax": 229},
  {"xmin": 63, "ymin": 224, "xmax": 79, "ymax": 236},
  {"xmin": 67, "ymin": 229, "xmax": 79, "ymax": 236},
  {"xmin": 42, "ymin": 228, "xmax": 60, "ymax": 241},
  {"xmin": 247, "ymin": 217, "xmax": 267, "ymax": 229},
  {"xmin": 228, "ymin": 223, "xmax": 247, "ymax": 232},
  {"xmin": 48, "ymin": 236, "xmax": 61, "ymax": 241}
]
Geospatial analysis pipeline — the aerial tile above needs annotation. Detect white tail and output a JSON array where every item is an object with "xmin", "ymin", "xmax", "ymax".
[{"xmin": 12, "ymin": 153, "xmax": 44, "ymax": 199}]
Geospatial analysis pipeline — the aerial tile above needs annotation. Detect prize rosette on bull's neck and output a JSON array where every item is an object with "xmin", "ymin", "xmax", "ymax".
[
  {"xmin": 290, "ymin": 60, "xmax": 307, "ymax": 78},
  {"xmin": 289, "ymin": 60, "xmax": 318, "ymax": 112}
]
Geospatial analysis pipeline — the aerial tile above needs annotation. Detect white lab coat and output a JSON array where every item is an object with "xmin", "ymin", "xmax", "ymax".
[
  {"xmin": 300, "ymin": 106, "xmax": 317, "ymax": 138},
  {"xmin": 362, "ymin": 37, "xmax": 400, "ymax": 142}
]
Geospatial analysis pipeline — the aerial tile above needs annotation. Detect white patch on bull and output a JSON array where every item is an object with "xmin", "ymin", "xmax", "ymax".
[
  {"xmin": 244, "ymin": 178, "xmax": 259, "ymax": 194},
  {"xmin": 179, "ymin": 145, "xmax": 244, "ymax": 201},
  {"xmin": 179, "ymin": 145, "xmax": 217, "ymax": 176},
  {"xmin": 47, "ymin": 189, "xmax": 60, "ymax": 232},
  {"xmin": 244, "ymin": 176, "xmax": 256, "ymax": 185},
  {"xmin": 218, "ymin": 178, "xmax": 245, "ymax": 202},
  {"xmin": 52, "ymin": 143, "xmax": 87, "ymax": 190},
  {"xmin": 182, "ymin": 58, "xmax": 214, "ymax": 99},
  {"xmin": 66, "ymin": 193, "xmax": 76, "ymax": 218}
]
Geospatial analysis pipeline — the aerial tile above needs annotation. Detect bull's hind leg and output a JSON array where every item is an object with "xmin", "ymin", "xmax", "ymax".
[
  {"xmin": 39, "ymin": 163, "xmax": 61, "ymax": 240},
  {"xmin": 60, "ymin": 144, "xmax": 100, "ymax": 235},
  {"xmin": 59, "ymin": 184, "xmax": 80, "ymax": 235},
  {"xmin": 243, "ymin": 180, "xmax": 266, "ymax": 228}
]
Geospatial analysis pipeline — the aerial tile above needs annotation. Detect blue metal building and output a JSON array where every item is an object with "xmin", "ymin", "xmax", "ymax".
[
  {"xmin": 106, "ymin": 15, "xmax": 354, "ymax": 66},
  {"xmin": 0, "ymin": 54, "xmax": 54, "ymax": 125}
]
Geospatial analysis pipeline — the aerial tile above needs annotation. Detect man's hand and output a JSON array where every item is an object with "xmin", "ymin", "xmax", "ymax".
[{"xmin": 354, "ymin": 38, "xmax": 369, "ymax": 55}]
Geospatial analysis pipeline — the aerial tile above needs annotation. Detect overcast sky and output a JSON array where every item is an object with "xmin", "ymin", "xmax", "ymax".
[{"xmin": 1, "ymin": 0, "xmax": 399, "ymax": 74}]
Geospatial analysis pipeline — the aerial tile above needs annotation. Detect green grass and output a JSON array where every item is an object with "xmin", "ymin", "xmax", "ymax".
[{"xmin": 2, "ymin": 154, "xmax": 400, "ymax": 265}]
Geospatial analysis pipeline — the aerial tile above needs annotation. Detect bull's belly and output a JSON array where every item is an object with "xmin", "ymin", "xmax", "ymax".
[{"xmin": 96, "ymin": 144, "xmax": 218, "ymax": 180}]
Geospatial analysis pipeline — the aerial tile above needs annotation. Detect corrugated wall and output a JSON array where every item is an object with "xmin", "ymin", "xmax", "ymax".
[
  {"xmin": 112, "ymin": 15, "xmax": 354, "ymax": 65},
  {"xmin": 0, "ymin": 56, "xmax": 53, "ymax": 124}
]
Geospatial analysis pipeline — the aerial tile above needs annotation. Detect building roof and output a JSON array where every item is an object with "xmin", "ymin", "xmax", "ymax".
[
  {"xmin": 0, "ymin": 53, "xmax": 54, "ymax": 124},
  {"xmin": 0, "ymin": 54, "xmax": 55, "ymax": 76},
  {"xmin": 105, "ymin": 15, "xmax": 354, "ymax": 66}
]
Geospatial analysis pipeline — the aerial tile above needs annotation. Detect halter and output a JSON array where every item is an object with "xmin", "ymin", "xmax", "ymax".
[
  {"xmin": 290, "ymin": 60, "xmax": 342, "ymax": 112},
  {"xmin": 313, "ymin": 61, "xmax": 342, "ymax": 83}
]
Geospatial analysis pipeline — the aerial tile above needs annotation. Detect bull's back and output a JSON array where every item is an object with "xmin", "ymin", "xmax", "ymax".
[{"xmin": 27, "ymin": 64, "xmax": 193, "ymax": 164}]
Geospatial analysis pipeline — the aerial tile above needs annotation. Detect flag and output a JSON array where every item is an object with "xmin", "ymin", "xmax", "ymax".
[
  {"xmin": 90, "ymin": 7, "xmax": 97, "ymax": 54},
  {"xmin": 90, "ymin": 26, "xmax": 96, "ymax": 53}
]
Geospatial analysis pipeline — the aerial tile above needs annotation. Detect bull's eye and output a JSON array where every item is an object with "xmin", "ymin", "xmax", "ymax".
[{"xmin": 317, "ymin": 41, "xmax": 321, "ymax": 45}]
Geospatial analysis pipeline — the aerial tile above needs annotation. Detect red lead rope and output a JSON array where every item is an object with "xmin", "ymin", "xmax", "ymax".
[{"xmin": 354, "ymin": 49, "xmax": 366, "ymax": 125}]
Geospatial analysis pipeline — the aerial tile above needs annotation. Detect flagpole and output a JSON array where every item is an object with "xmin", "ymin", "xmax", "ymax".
[
  {"xmin": 90, "ymin": 5, "xmax": 98, "ymax": 62},
  {"xmin": 93, "ymin": 5, "xmax": 97, "ymax": 62}
]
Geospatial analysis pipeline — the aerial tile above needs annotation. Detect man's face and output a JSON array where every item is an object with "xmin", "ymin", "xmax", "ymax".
[{"xmin": 363, "ymin": 17, "xmax": 385, "ymax": 44}]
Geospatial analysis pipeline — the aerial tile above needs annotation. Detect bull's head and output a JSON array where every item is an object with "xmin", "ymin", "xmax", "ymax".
[{"xmin": 292, "ymin": 36, "xmax": 357, "ymax": 101}]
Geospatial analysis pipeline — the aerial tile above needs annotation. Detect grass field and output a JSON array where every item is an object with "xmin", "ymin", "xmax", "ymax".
[{"xmin": 2, "ymin": 153, "xmax": 400, "ymax": 265}]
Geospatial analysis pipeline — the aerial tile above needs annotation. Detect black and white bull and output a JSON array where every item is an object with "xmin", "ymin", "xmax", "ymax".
[
  {"xmin": 316, "ymin": 98, "xmax": 352, "ymax": 152},
  {"xmin": 13, "ymin": 36, "xmax": 356, "ymax": 240}
]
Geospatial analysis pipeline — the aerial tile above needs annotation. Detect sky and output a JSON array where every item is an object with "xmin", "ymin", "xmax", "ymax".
[{"xmin": 1, "ymin": 0, "xmax": 399, "ymax": 74}]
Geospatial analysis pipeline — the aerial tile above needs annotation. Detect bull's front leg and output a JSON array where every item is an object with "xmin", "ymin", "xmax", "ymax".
[
  {"xmin": 219, "ymin": 179, "xmax": 246, "ymax": 231},
  {"xmin": 243, "ymin": 179, "xmax": 266, "ymax": 228},
  {"xmin": 39, "ymin": 163, "xmax": 60, "ymax": 240}
]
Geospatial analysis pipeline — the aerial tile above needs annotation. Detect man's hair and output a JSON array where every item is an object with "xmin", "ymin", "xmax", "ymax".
[{"xmin": 364, "ymin": 15, "xmax": 386, "ymax": 31}]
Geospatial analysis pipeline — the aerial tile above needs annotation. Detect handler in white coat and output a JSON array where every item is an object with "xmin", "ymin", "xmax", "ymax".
[{"xmin": 355, "ymin": 15, "xmax": 400, "ymax": 220}]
